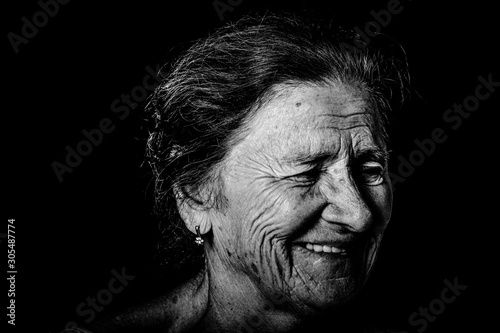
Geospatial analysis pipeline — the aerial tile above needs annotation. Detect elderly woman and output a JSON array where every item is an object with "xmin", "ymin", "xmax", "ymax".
[{"xmin": 84, "ymin": 13, "xmax": 408, "ymax": 333}]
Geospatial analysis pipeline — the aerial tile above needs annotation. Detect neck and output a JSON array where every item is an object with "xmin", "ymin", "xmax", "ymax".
[{"xmin": 194, "ymin": 250, "xmax": 299, "ymax": 333}]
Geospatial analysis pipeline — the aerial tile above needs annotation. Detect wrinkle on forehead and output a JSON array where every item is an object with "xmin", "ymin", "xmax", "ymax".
[
  {"xmin": 318, "ymin": 112, "xmax": 375, "ymax": 131},
  {"xmin": 232, "ymin": 82, "xmax": 382, "ymax": 164},
  {"xmin": 257, "ymin": 88, "xmax": 369, "ymax": 131}
]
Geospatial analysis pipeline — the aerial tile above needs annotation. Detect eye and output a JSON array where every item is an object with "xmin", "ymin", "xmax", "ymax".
[
  {"xmin": 286, "ymin": 167, "xmax": 322, "ymax": 186},
  {"xmin": 359, "ymin": 162, "xmax": 385, "ymax": 186}
]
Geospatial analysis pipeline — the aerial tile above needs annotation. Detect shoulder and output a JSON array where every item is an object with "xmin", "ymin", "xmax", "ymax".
[{"xmin": 82, "ymin": 270, "xmax": 209, "ymax": 333}]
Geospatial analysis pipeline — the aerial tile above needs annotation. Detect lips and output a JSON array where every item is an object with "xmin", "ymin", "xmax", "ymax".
[
  {"xmin": 293, "ymin": 229, "xmax": 373, "ymax": 258},
  {"xmin": 294, "ymin": 232, "xmax": 369, "ymax": 254}
]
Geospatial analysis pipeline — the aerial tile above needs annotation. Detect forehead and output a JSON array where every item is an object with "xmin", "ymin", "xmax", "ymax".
[{"xmin": 238, "ymin": 82, "xmax": 382, "ymax": 159}]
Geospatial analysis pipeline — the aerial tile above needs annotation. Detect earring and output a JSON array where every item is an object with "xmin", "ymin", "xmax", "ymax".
[{"xmin": 195, "ymin": 225, "xmax": 204, "ymax": 245}]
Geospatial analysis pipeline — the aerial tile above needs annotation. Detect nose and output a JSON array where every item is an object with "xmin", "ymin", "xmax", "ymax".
[{"xmin": 320, "ymin": 167, "xmax": 373, "ymax": 233}]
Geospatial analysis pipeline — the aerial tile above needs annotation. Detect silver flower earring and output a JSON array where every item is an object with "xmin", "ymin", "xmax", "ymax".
[{"xmin": 195, "ymin": 225, "xmax": 204, "ymax": 245}]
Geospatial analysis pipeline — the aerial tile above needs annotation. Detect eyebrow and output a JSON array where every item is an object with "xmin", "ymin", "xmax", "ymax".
[
  {"xmin": 281, "ymin": 145, "xmax": 389, "ymax": 168},
  {"xmin": 355, "ymin": 146, "xmax": 390, "ymax": 166},
  {"xmin": 283, "ymin": 151, "xmax": 333, "ymax": 167}
]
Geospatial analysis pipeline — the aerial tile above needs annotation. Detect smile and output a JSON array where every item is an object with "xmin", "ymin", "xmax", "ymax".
[{"xmin": 304, "ymin": 243, "xmax": 346, "ymax": 254}]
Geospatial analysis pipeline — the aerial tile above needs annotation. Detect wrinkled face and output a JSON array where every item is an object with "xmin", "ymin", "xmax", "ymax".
[{"xmin": 211, "ymin": 82, "xmax": 392, "ymax": 313}]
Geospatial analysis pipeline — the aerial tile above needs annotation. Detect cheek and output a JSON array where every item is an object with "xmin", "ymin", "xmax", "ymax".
[
  {"xmin": 224, "ymin": 178, "xmax": 319, "ymax": 280},
  {"xmin": 364, "ymin": 176, "xmax": 393, "ymax": 233},
  {"xmin": 379, "ymin": 175, "xmax": 393, "ymax": 224}
]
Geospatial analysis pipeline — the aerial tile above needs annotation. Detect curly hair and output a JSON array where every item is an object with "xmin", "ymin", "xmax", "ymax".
[{"xmin": 144, "ymin": 12, "xmax": 409, "ymax": 281}]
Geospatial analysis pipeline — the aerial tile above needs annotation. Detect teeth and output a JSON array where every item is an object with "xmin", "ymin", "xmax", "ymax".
[{"xmin": 305, "ymin": 243, "xmax": 344, "ymax": 253}]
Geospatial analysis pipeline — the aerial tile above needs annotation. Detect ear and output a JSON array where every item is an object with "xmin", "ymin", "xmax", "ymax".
[{"xmin": 173, "ymin": 184, "xmax": 212, "ymax": 236}]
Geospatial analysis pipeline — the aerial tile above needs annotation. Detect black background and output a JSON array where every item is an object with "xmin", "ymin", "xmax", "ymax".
[{"xmin": 4, "ymin": 0, "xmax": 499, "ymax": 332}]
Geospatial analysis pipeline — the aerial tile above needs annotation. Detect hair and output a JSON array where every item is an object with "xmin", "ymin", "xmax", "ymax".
[{"xmin": 144, "ymin": 12, "xmax": 409, "ymax": 281}]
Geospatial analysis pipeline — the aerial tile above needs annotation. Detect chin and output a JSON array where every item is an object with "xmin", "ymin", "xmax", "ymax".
[{"xmin": 289, "ymin": 237, "xmax": 380, "ymax": 311}]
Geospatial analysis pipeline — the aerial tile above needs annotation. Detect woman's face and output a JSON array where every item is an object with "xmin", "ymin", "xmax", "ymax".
[{"xmin": 209, "ymin": 82, "xmax": 392, "ymax": 313}]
